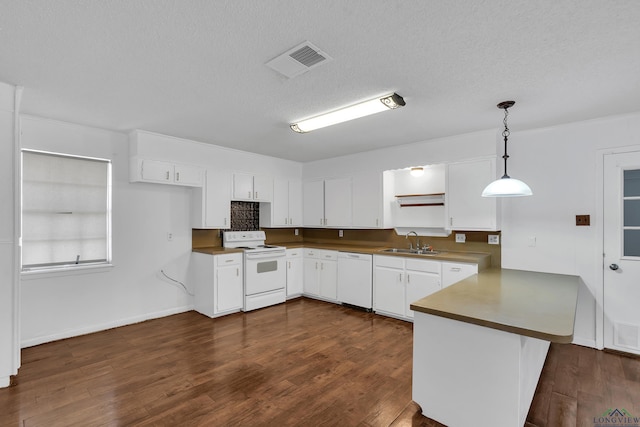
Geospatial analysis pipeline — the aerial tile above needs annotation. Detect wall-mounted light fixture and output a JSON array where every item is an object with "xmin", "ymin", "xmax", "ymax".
[
  {"xmin": 290, "ymin": 93, "xmax": 405, "ymax": 133},
  {"xmin": 481, "ymin": 101, "xmax": 533, "ymax": 197},
  {"xmin": 410, "ymin": 167, "xmax": 424, "ymax": 177}
]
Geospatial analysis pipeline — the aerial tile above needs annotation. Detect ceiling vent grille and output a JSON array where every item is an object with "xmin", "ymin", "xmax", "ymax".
[{"xmin": 265, "ymin": 41, "xmax": 333, "ymax": 79}]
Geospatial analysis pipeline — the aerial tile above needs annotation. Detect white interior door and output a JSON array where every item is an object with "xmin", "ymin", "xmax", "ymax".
[{"xmin": 603, "ymin": 151, "xmax": 640, "ymax": 355}]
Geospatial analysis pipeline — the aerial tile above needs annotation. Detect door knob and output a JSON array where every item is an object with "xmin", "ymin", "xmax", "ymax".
[{"xmin": 609, "ymin": 263, "xmax": 619, "ymax": 271}]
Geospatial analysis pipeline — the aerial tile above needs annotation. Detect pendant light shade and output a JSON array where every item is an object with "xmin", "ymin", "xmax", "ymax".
[
  {"xmin": 481, "ymin": 177, "xmax": 532, "ymax": 197},
  {"xmin": 482, "ymin": 101, "xmax": 533, "ymax": 198}
]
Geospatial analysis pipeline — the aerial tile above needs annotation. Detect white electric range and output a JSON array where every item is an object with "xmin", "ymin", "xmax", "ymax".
[{"xmin": 223, "ymin": 231, "xmax": 287, "ymax": 311}]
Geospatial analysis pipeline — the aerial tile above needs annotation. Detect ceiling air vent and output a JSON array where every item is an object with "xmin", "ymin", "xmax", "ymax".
[{"xmin": 265, "ymin": 41, "xmax": 333, "ymax": 79}]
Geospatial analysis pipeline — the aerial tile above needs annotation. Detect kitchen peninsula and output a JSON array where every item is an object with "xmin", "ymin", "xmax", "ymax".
[{"xmin": 410, "ymin": 268, "xmax": 580, "ymax": 427}]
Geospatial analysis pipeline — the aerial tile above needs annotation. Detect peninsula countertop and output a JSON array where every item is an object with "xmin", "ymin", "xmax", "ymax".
[{"xmin": 410, "ymin": 268, "xmax": 580, "ymax": 343}]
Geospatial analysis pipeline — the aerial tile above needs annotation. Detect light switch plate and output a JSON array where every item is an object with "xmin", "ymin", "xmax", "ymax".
[
  {"xmin": 455, "ymin": 233, "xmax": 466, "ymax": 243},
  {"xmin": 294, "ymin": 228, "xmax": 299, "ymax": 236},
  {"xmin": 488, "ymin": 235, "xmax": 500, "ymax": 245},
  {"xmin": 338, "ymin": 230, "xmax": 344, "ymax": 238}
]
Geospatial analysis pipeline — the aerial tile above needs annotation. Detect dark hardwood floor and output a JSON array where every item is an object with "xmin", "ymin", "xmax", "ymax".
[{"xmin": 1, "ymin": 298, "xmax": 639, "ymax": 426}]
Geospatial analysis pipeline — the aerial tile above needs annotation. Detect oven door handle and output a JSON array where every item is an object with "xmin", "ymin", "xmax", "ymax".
[{"xmin": 245, "ymin": 252, "xmax": 286, "ymax": 260}]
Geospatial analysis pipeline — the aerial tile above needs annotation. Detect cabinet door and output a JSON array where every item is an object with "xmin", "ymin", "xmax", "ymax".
[
  {"xmin": 442, "ymin": 262, "xmax": 478, "ymax": 288},
  {"xmin": 174, "ymin": 164, "xmax": 203, "ymax": 187},
  {"xmin": 192, "ymin": 169, "xmax": 230, "ymax": 228},
  {"xmin": 373, "ymin": 266, "xmax": 405, "ymax": 316},
  {"xmin": 303, "ymin": 180, "xmax": 325, "ymax": 227},
  {"xmin": 233, "ymin": 172, "xmax": 254, "ymax": 200},
  {"xmin": 140, "ymin": 159, "xmax": 172, "ymax": 183},
  {"xmin": 286, "ymin": 252, "xmax": 304, "ymax": 297},
  {"xmin": 405, "ymin": 270, "xmax": 440, "ymax": 318},
  {"xmin": 303, "ymin": 256, "xmax": 320, "ymax": 296},
  {"xmin": 352, "ymin": 172, "xmax": 382, "ymax": 228},
  {"xmin": 288, "ymin": 179, "xmax": 303, "ymax": 226},
  {"xmin": 447, "ymin": 159, "xmax": 499, "ymax": 230},
  {"xmin": 271, "ymin": 178, "xmax": 289, "ymax": 227},
  {"xmin": 324, "ymin": 177, "xmax": 352, "ymax": 227},
  {"xmin": 319, "ymin": 260, "xmax": 338, "ymax": 301},
  {"xmin": 216, "ymin": 262, "xmax": 243, "ymax": 313},
  {"xmin": 253, "ymin": 174, "xmax": 273, "ymax": 201}
]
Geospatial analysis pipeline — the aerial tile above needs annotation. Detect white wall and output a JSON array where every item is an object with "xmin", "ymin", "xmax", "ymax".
[
  {"xmin": 501, "ymin": 112, "xmax": 640, "ymax": 348},
  {"xmin": 301, "ymin": 111, "xmax": 640, "ymax": 348},
  {"xmin": 0, "ymin": 81, "xmax": 18, "ymax": 387},
  {"xmin": 19, "ymin": 117, "xmax": 303, "ymax": 347}
]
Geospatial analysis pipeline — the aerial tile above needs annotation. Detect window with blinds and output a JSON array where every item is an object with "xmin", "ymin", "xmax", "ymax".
[{"xmin": 21, "ymin": 150, "xmax": 112, "ymax": 271}]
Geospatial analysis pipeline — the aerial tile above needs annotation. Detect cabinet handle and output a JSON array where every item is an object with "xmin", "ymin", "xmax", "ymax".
[
  {"xmin": 376, "ymin": 218, "xmax": 379, "ymax": 227},
  {"xmin": 407, "ymin": 274, "xmax": 411, "ymax": 284},
  {"xmin": 224, "ymin": 217, "xmax": 227, "ymax": 226},
  {"xmin": 285, "ymin": 217, "xmax": 288, "ymax": 224},
  {"xmin": 254, "ymin": 191, "xmax": 258, "ymax": 199},
  {"xmin": 320, "ymin": 218, "xmax": 323, "ymax": 225},
  {"xmin": 225, "ymin": 259, "xmax": 234, "ymax": 263},
  {"xmin": 399, "ymin": 273, "xmax": 402, "ymax": 282},
  {"xmin": 166, "ymin": 171, "xmax": 170, "ymax": 180},
  {"xmin": 176, "ymin": 172, "xmax": 180, "ymax": 181},
  {"xmin": 450, "ymin": 217, "xmax": 453, "ymax": 226},
  {"xmin": 288, "ymin": 261, "xmax": 291, "ymax": 269},
  {"xmin": 315, "ymin": 261, "xmax": 318, "ymax": 270},
  {"xmin": 248, "ymin": 191, "xmax": 252, "ymax": 198},
  {"xmin": 450, "ymin": 267, "xmax": 462, "ymax": 272},
  {"xmin": 236, "ymin": 268, "xmax": 239, "ymax": 276},
  {"xmin": 324, "ymin": 218, "xmax": 327, "ymax": 225},
  {"xmin": 320, "ymin": 262, "xmax": 324, "ymax": 270}
]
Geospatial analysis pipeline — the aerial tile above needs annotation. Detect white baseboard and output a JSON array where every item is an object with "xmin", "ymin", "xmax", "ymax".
[
  {"xmin": 0, "ymin": 376, "xmax": 9, "ymax": 388},
  {"xmin": 572, "ymin": 336, "xmax": 597, "ymax": 349},
  {"xmin": 21, "ymin": 305, "xmax": 194, "ymax": 348}
]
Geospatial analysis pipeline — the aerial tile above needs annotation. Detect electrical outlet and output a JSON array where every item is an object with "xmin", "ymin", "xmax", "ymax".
[
  {"xmin": 576, "ymin": 215, "xmax": 590, "ymax": 226},
  {"xmin": 339, "ymin": 230, "xmax": 344, "ymax": 238},
  {"xmin": 167, "ymin": 232, "xmax": 173, "ymax": 241},
  {"xmin": 488, "ymin": 235, "xmax": 500, "ymax": 245},
  {"xmin": 294, "ymin": 228, "xmax": 299, "ymax": 236},
  {"xmin": 455, "ymin": 233, "xmax": 466, "ymax": 243}
]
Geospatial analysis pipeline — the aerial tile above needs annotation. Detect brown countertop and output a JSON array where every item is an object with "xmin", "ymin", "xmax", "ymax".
[
  {"xmin": 193, "ymin": 242, "xmax": 489, "ymax": 268},
  {"xmin": 277, "ymin": 242, "xmax": 490, "ymax": 269},
  {"xmin": 410, "ymin": 268, "xmax": 580, "ymax": 343},
  {"xmin": 192, "ymin": 246, "xmax": 244, "ymax": 255}
]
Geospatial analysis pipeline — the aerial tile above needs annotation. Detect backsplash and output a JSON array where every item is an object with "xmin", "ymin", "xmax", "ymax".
[{"xmin": 230, "ymin": 201, "xmax": 259, "ymax": 231}]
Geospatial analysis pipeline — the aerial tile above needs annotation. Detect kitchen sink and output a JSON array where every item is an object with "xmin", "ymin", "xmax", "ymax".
[{"xmin": 380, "ymin": 248, "xmax": 444, "ymax": 256}]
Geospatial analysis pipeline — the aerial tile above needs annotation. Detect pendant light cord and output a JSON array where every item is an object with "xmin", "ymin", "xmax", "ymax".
[{"xmin": 501, "ymin": 106, "xmax": 511, "ymax": 179}]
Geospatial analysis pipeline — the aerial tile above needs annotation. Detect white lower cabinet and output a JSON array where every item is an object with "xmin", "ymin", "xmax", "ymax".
[
  {"xmin": 441, "ymin": 261, "xmax": 478, "ymax": 288},
  {"xmin": 374, "ymin": 255, "xmax": 443, "ymax": 320},
  {"xmin": 286, "ymin": 248, "xmax": 303, "ymax": 298},
  {"xmin": 303, "ymin": 249, "xmax": 338, "ymax": 301},
  {"xmin": 192, "ymin": 252, "xmax": 243, "ymax": 317}
]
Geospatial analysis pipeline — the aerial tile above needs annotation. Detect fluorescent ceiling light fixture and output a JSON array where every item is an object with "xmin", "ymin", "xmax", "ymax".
[
  {"xmin": 290, "ymin": 93, "xmax": 405, "ymax": 133},
  {"xmin": 482, "ymin": 101, "xmax": 533, "ymax": 197},
  {"xmin": 410, "ymin": 167, "xmax": 424, "ymax": 177}
]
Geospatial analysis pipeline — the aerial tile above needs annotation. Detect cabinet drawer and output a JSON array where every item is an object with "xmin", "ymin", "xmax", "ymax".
[
  {"xmin": 405, "ymin": 258, "xmax": 441, "ymax": 274},
  {"xmin": 442, "ymin": 262, "xmax": 478, "ymax": 288},
  {"xmin": 215, "ymin": 253, "xmax": 242, "ymax": 266},
  {"xmin": 304, "ymin": 248, "xmax": 337, "ymax": 260},
  {"xmin": 374, "ymin": 255, "xmax": 405, "ymax": 269},
  {"xmin": 286, "ymin": 249, "xmax": 302, "ymax": 258}
]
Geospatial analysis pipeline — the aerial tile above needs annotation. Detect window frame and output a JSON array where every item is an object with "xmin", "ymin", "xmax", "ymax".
[{"xmin": 20, "ymin": 149, "xmax": 113, "ymax": 274}]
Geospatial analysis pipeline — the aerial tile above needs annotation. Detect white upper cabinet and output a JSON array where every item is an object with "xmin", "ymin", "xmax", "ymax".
[
  {"xmin": 303, "ymin": 177, "xmax": 352, "ymax": 228},
  {"xmin": 352, "ymin": 171, "xmax": 383, "ymax": 228},
  {"xmin": 260, "ymin": 178, "xmax": 303, "ymax": 227},
  {"xmin": 131, "ymin": 158, "xmax": 203, "ymax": 187},
  {"xmin": 303, "ymin": 179, "xmax": 326, "ymax": 227},
  {"xmin": 446, "ymin": 158, "xmax": 500, "ymax": 231},
  {"xmin": 192, "ymin": 168, "xmax": 231, "ymax": 229},
  {"xmin": 232, "ymin": 172, "xmax": 273, "ymax": 201},
  {"xmin": 324, "ymin": 177, "xmax": 352, "ymax": 227}
]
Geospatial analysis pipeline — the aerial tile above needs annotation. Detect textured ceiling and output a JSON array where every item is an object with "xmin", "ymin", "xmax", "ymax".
[{"xmin": 1, "ymin": 1, "xmax": 639, "ymax": 162}]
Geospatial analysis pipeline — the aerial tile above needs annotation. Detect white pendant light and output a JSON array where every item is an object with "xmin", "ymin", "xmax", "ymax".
[
  {"xmin": 290, "ymin": 93, "xmax": 405, "ymax": 133},
  {"xmin": 482, "ymin": 101, "xmax": 533, "ymax": 197}
]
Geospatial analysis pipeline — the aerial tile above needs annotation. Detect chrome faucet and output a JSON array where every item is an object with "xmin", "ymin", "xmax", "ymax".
[{"xmin": 406, "ymin": 231, "xmax": 420, "ymax": 251}]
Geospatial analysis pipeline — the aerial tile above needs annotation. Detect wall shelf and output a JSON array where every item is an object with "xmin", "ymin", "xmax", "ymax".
[{"xmin": 395, "ymin": 193, "xmax": 445, "ymax": 207}]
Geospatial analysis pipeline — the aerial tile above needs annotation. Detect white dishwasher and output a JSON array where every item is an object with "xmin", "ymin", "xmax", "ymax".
[{"xmin": 337, "ymin": 252, "xmax": 373, "ymax": 310}]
